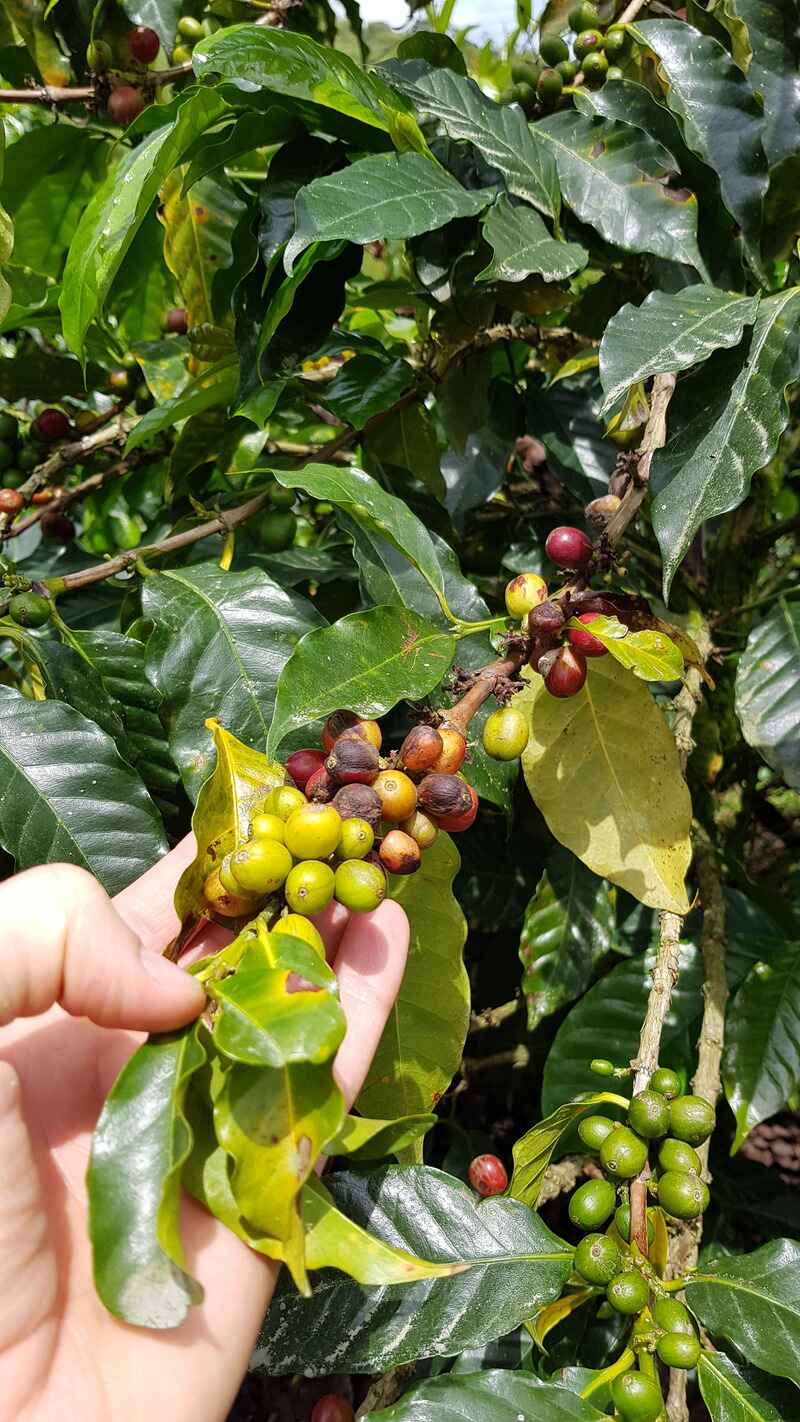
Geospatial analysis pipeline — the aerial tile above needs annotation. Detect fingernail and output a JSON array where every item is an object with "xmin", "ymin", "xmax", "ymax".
[{"xmin": 141, "ymin": 948, "xmax": 203, "ymax": 998}]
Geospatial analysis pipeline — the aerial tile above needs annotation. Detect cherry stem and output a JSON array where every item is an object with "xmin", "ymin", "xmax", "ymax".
[{"xmin": 443, "ymin": 652, "xmax": 527, "ymax": 734}]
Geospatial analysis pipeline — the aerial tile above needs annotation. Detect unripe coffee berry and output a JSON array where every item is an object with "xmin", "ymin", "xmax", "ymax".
[
  {"xmin": 429, "ymin": 726, "xmax": 467, "ymax": 774},
  {"xmin": 599, "ymin": 1126, "xmax": 649, "ymax": 1179},
  {"xmin": 482, "ymin": 706, "xmax": 529, "ymax": 761},
  {"xmin": 400, "ymin": 810, "xmax": 438, "ymax": 849},
  {"xmin": 627, "ymin": 1090, "xmax": 670, "ymax": 1139},
  {"xmin": 107, "ymin": 85, "xmax": 146, "ymax": 125},
  {"xmin": 0, "ymin": 489, "xmax": 24, "ymax": 515},
  {"xmin": 250, "ymin": 810, "xmax": 286, "ymax": 842},
  {"xmin": 569, "ymin": 0, "xmax": 599, "ymax": 29},
  {"xmin": 433, "ymin": 782, "xmax": 478, "ymax": 832},
  {"xmin": 285, "ymin": 860, "xmax": 335, "ymax": 915},
  {"xmin": 582, "ymin": 50, "xmax": 609, "ymax": 85},
  {"xmin": 332, "ymin": 782, "xmax": 382, "ymax": 829},
  {"xmin": 323, "ymin": 710, "xmax": 381, "ymax": 754},
  {"xmin": 590, "ymin": 1059, "xmax": 615, "ymax": 1077},
  {"xmin": 34, "ymin": 407, "xmax": 70, "ymax": 442},
  {"xmin": 326, "ymin": 736, "xmax": 380, "ymax": 785},
  {"xmin": 568, "ymin": 613, "xmax": 608, "ymax": 658},
  {"xmin": 657, "ymin": 1137, "xmax": 701, "ymax": 1174},
  {"xmin": 338, "ymin": 817, "xmax": 374, "ymax": 860},
  {"xmin": 614, "ymin": 1201, "xmax": 656, "ymax": 1246},
  {"xmin": 310, "ymin": 1396, "xmax": 354, "ymax": 1422},
  {"xmin": 129, "ymin": 25, "xmax": 160, "ymax": 62},
  {"xmin": 653, "ymin": 1297, "xmax": 694, "ymax": 1335},
  {"xmin": 578, "ymin": 1114, "xmax": 615, "ymax": 1150},
  {"xmin": 568, "ymin": 1178, "xmax": 616, "ymax": 1230},
  {"xmin": 264, "ymin": 785, "xmax": 306, "ymax": 821},
  {"xmin": 379, "ymin": 829, "xmax": 421, "ymax": 876},
  {"xmin": 657, "ymin": 1170, "xmax": 709, "ymax": 1220},
  {"xmin": 286, "ymin": 748, "xmax": 326, "ymax": 790},
  {"xmin": 86, "ymin": 38, "xmax": 112, "ymax": 70},
  {"xmin": 656, "ymin": 1332, "xmax": 700, "ymax": 1370},
  {"xmin": 203, "ymin": 868, "xmax": 253, "ymax": 918},
  {"xmin": 276, "ymin": 913, "xmax": 325, "ymax": 958},
  {"xmin": 468, "ymin": 1153, "xmax": 508, "ymax": 1197},
  {"xmin": 574, "ymin": 1233, "xmax": 621, "ymax": 1285},
  {"xmin": 398, "ymin": 724, "xmax": 443, "ymax": 772},
  {"xmin": 611, "ymin": 1373, "xmax": 663, "ymax": 1422},
  {"xmin": 668, "ymin": 1094, "xmax": 716, "ymax": 1145},
  {"xmin": 574, "ymin": 27, "xmax": 604, "ymax": 58},
  {"xmin": 333, "ymin": 858, "xmax": 386, "ymax": 912},
  {"xmin": 505, "ymin": 572, "xmax": 548, "ymax": 619},
  {"xmin": 8, "ymin": 591, "xmax": 51, "ymax": 628},
  {"xmin": 373, "ymin": 769, "xmax": 417, "ymax": 822},
  {"xmin": 178, "ymin": 14, "xmax": 206, "ymax": 39},
  {"xmin": 607, "ymin": 1270, "xmax": 649, "ymax": 1316},
  {"xmin": 284, "ymin": 803, "xmax": 341, "ymax": 860},
  {"xmin": 164, "ymin": 307, "xmax": 188, "ymax": 334},
  {"xmin": 229, "ymin": 838, "xmax": 292, "ymax": 894},
  {"xmin": 545, "ymin": 525, "xmax": 593, "ymax": 570},
  {"xmin": 545, "ymin": 645, "xmax": 587, "ymax": 698},
  {"xmin": 418, "ymin": 773, "xmax": 472, "ymax": 821},
  {"xmin": 649, "ymin": 1067, "xmax": 681, "ymax": 1099}
]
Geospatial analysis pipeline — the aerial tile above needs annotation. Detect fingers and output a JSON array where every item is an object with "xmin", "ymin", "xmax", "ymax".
[
  {"xmin": 0, "ymin": 1062, "xmax": 56, "ymax": 1356},
  {"xmin": 310, "ymin": 899, "xmax": 351, "ymax": 963},
  {"xmin": 331, "ymin": 899, "xmax": 409, "ymax": 1107},
  {"xmin": 0, "ymin": 863, "xmax": 205, "ymax": 1032},
  {"xmin": 113, "ymin": 832, "xmax": 197, "ymax": 951}
]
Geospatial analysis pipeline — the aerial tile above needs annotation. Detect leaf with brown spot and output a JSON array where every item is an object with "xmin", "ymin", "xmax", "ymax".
[{"xmin": 160, "ymin": 169, "xmax": 245, "ymax": 331}]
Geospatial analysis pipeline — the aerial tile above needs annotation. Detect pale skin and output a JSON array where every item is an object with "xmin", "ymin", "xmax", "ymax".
[{"xmin": 0, "ymin": 839, "xmax": 410, "ymax": 1422}]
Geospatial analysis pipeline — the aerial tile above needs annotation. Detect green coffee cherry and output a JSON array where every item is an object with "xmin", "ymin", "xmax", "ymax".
[
  {"xmin": 177, "ymin": 14, "xmax": 205, "ymax": 37},
  {"xmin": 582, "ymin": 50, "xmax": 609, "ymax": 85},
  {"xmin": 334, "ymin": 858, "xmax": 387, "ymax": 913},
  {"xmin": 285, "ymin": 860, "xmax": 335, "ymax": 914},
  {"xmin": 657, "ymin": 1137, "xmax": 701, "ymax": 1174},
  {"xmin": 590, "ymin": 1058, "xmax": 615, "ymax": 1076},
  {"xmin": 510, "ymin": 57, "xmax": 542, "ymax": 86},
  {"xmin": 657, "ymin": 1170, "xmax": 710, "ymax": 1220},
  {"xmin": 540, "ymin": 34, "xmax": 570, "ymax": 65},
  {"xmin": 627, "ymin": 1090, "xmax": 670, "ymax": 1139},
  {"xmin": 599, "ymin": 1126, "xmax": 649, "ymax": 1179},
  {"xmin": 578, "ymin": 1114, "xmax": 615, "ymax": 1150},
  {"xmin": 264, "ymin": 785, "xmax": 308, "ymax": 821},
  {"xmin": 574, "ymin": 1232, "xmax": 621, "ymax": 1285},
  {"xmin": 537, "ymin": 67, "xmax": 564, "ymax": 101},
  {"xmin": 285, "ymin": 803, "xmax": 342, "ymax": 860},
  {"xmin": 2, "ymin": 470, "xmax": 24, "ymax": 489},
  {"xmin": 669, "ymin": 1095, "xmax": 716, "ymax": 1145},
  {"xmin": 0, "ymin": 413, "xmax": 18, "ymax": 443},
  {"xmin": 574, "ymin": 28, "xmax": 604, "ymax": 58},
  {"xmin": 483, "ymin": 706, "xmax": 529, "ymax": 761},
  {"xmin": 8, "ymin": 591, "xmax": 51, "ymax": 628},
  {"xmin": 258, "ymin": 508, "xmax": 297, "ymax": 552},
  {"xmin": 557, "ymin": 59, "xmax": 579, "ymax": 81},
  {"xmin": 249, "ymin": 811, "xmax": 286, "ymax": 844},
  {"xmin": 229, "ymin": 838, "xmax": 292, "ymax": 894},
  {"xmin": 338, "ymin": 817, "xmax": 374, "ymax": 860},
  {"xmin": 568, "ymin": 1, "xmax": 600, "ymax": 31},
  {"xmin": 268, "ymin": 484, "xmax": 297, "ymax": 510},
  {"xmin": 653, "ymin": 1297, "xmax": 695, "ymax": 1335},
  {"xmin": 604, "ymin": 24, "xmax": 631, "ymax": 57},
  {"xmin": 505, "ymin": 572, "xmax": 548, "ymax": 619},
  {"xmin": 606, "ymin": 1270, "xmax": 649, "ymax": 1315},
  {"xmin": 86, "ymin": 38, "xmax": 112, "ymax": 71},
  {"xmin": 614, "ymin": 1201, "xmax": 655, "ymax": 1246},
  {"xmin": 649, "ymin": 1067, "xmax": 681, "ymax": 1099},
  {"xmin": 0, "ymin": 441, "xmax": 15, "ymax": 471},
  {"xmin": 171, "ymin": 43, "xmax": 193, "ymax": 62},
  {"xmin": 18, "ymin": 445, "xmax": 39, "ymax": 471},
  {"xmin": 611, "ymin": 1372, "xmax": 663, "ymax": 1422},
  {"xmin": 656, "ymin": 1332, "xmax": 700, "ymax": 1369},
  {"xmin": 606, "ymin": 65, "xmax": 624, "ymax": 80},
  {"xmin": 568, "ymin": 1178, "xmax": 616, "ymax": 1230}
]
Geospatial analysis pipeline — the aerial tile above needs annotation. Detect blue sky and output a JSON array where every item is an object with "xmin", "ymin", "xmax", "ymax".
[{"xmin": 353, "ymin": 0, "xmax": 519, "ymax": 42}]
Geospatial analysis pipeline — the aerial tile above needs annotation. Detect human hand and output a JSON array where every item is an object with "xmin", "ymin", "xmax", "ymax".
[{"xmin": 0, "ymin": 843, "xmax": 409, "ymax": 1422}]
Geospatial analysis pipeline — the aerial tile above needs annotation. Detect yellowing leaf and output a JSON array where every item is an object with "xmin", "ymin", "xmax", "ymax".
[
  {"xmin": 509, "ymin": 1091, "xmax": 629, "ymax": 1207},
  {"xmin": 568, "ymin": 615, "xmax": 684, "ymax": 681},
  {"xmin": 302, "ymin": 1176, "xmax": 464, "ymax": 1284},
  {"xmin": 528, "ymin": 1288, "xmax": 594, "ymax": 1349},
  {"xmin": 520, "ymin": 659, "xmax": 692, "ymax": 913}
]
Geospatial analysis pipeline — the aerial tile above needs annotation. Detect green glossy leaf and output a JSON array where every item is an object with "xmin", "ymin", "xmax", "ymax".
[
  {"xmin": 724, "ymin": 940, "xmax": 800, "ymax": 1150},
  {"xmin": 323, "ymin": 356, "xmax": 415, "ymax": 427},
  {"xmin": 697, "ymin": 1350, "xmax": 800, "ymax": 1422},
  {"xmin": 631, "ymin": 20, "xmax": 767, "ymax": 278},
  {"xmin": 520, "ymin": 659, "xmax": 692, "ymax": 913},
  {"xmin": 381, "ymin": 61, "xmax": 558, "ymax": 218},
  {"xmin": 573, "ymin": 78, "xmax": 694, "ymax": 170},
  {"xmin": 0, "ymin": 686, "xmax": 167, "ymax": 895},
  {"xmin": 89, "ymin": 1024, "xmax": 206, "ymax": 1327},
  {"xmin": 125, "ymin": 358, "xmax": 237, "ymax": 453},
  {"xmin": 726, "ymin": 0, "xmax": 800, "ymax": 166},
  {"xmin": 112, "ymin": 213, "xmax": 172, "ymax": 346},
  {"xmin": 365, "ymin": 400, "xmax": 445, "ymax": 501},
  {"xmin": 509, "ymin": 1091, "xmax": 629, "ymax": 1208},
  {"xmin": 567, "ymin": 616, "xmax": 685, "ymax": 682},
  {"xmin": 61, "ymin": 90, "xmax": 228, "ymax": 360},
  {"xmin": 599, "ymin": 286, "xmax": 759, "ymax": 415},
  {"xmin": 535, "ymin": 111, "xmax": 706, "ymax": 272},
  {"xmin": 210, "ymin": 925, "xmax": 345, "ymax": 1068},
  {"xmin": 542, "ymin": 944, "xmax": 703, "ymax": 1114},
  {"xmin": 182, "ymin": 109, "xmax": 296, "ymax": 191},
  {"xmin": 142, "ymin": 564, "xmax": 323, "ymax": 798},
  {"xmin": 286, "ymin": 152, "xmax": 490, "ymax": 271},
  {"xmin": 271, "ymin": 463, "xmax": 448, "ymax": 609},
  {"xmin": 366, "ymin": 1371, "xmax": 607, "ymax": 1421},
  {"xmin": 357, "ymin": 835, "xmax": 469, "ymax": 1131},
  {"xmin": 9, "ymin": 630, "xmax": 124, "ymax": 744},
  {"xmin": 326, "ymin": 1111, "xmax": 437, "ymax": 1161},
  {"xmin": 686, "ymin": 1240, "xmax": 800, "ymax": 1386},
  {"xmin": 2, "ymin": 126, "xmax": 106, "ymax": 278},
  {"xmin": 161, "ymin": 169, "xmax": 244, "ymax": 329},
  {"xmin": 266, "ymin": 606, "xmax": 454, "ymax": 757},
  {"xmin": 735, "ymin": 599, "xmax": 800, "ymax": 790},
  {"xmin": 651, "ymin": 289, "xmax": 800, "ymax": 598},
  {"xmin": 302, "ymin": 1175, "xmax": 460, "ymax": 1283},
  {"xmin": 193, "ymin": 24, "xmax": 426, "ymax": 150},
  {"xmin": 173, "ymin": 721, "xmax": 287, "ymax": 927},
  {"xmin": 519, "ymin": 847, "xmax": 616, "ymax": 1032},
  {"xmin": 255, "ymin": 1166, "xmax": 571, "ymax": 1374},
  {"xmin": 478, "ymin": 195, "xmax": 587, "ymax": 284},
  {"xmin": 525, "ymin": 379, "xmax": 614, "ymax": 504}
]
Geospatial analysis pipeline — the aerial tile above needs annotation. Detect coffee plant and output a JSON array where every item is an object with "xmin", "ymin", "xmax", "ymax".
[{"xmin": 0, "ymin": 0, "xmax": 799, "ymax": 1416}]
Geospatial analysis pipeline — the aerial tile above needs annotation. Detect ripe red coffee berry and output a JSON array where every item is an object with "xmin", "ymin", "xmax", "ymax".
[
  {"xmin": 0, "ymin": 488, "xmax": 24, "ymax": 515},
  {"xmin": 398, "ymin": 723, "xmax": 444, "ymax": 773},
  {"xmin": 326, "ymin": 736, "xmax": 380, "ymax": 785},
  {"xmin": 332, "ymin": 782, "xmax": 382, "ymax": 829},
  {"xmin": 129, "ymin": 25, "xmax": 160, "ymax": 62},
  {"xmin": 568, "ymin": 612, "xmax": 608, "ymax": 658},
  {"xmin": 107, "ymin": 85, "xmax": 145, "ymax": 125},
  {"xmin": 468, "ymin": 1154, "xmax": 508, "ymax": 1197},
  {"xmin": 305, "ymin": 765, "xmax": 335, "ymax": 801},
  {"xmin": 545, "ymin": 525, "xmax": 593, "ymax": 571},
  {"xmin": 310, "ymin": 1397, "xmax": 354, "ymax": 1422},
  {"xmin": 418, "ymin": 773, "xmax": 473, "ymax": 821},
  {"xmin": 164, "ymin": 307, "xmax": 188, "ymax": 334},
  {"xmin": 434, "ymin": 782, "xmax": 478, "ymax": 832},
  {"xmin": 379, "ymin": 829, "xmax": 421, "ymax": 875},
  {"xmin": 34, "ymin": 407, "xmax": 70, "ymax": 442},
  {"xmin": 545, "ymin": 645, "xmax": 587, "ymax": 698},
  {"xmin": 40, "ymin": 511, "xmax": 76, "ymax": 543},
  {"xmin": 286, "ymin": 748, "xmax": 326, "ymax": 791}
]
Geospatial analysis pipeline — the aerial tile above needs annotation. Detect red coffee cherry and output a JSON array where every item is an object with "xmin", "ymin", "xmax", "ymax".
[
  {"xmin": 433, "ymin": 782, "xmax": 478, "ymax": 832},
  {"xmin": 0, "ymin": 488, "xmax": 24, "ymax": 515},
  {"xmin": 332, "ymin": 782, "xmax": 383, "ymax": 829},
  {"xmin": 568, "ymin": 612, "xmax": 608, "ymax": 658},
  {"xmin": 545, "ymin": 525, "xmax": 593, "ymax": 571},
  {"xmin": 326, "ymin": 736, "xmax": 380, "ymax": 785},
  {"xmin": 129, "ymin": 25, "xmax": 160, "ymax": 62},
  {"xmin": 164, "ymin": 307, "xmax": 188, "ymax": 334},
  {"xmin": 285, "ymin": 748, "xmax": 326, "ymax": 791},
  {"xmin": 34, "ymin": 407, "xmax": 71, "ymax": 442},
  {"xmin": 468, "ymin": 1154, "xmax": 508, "ymax": 1197},
  {"xmin": 310, "ymin": 1397, "xmax": 354, "ymax": 1422},
  {"xmin": 418, "ymin": 773, "xmax": 473, "ymax": 821},
  {"xmin": 305, "ymin": 765, "xmax": 335, "ymax": 802},
  {"xmin": 379, "ymin": 829, "xmax": 421, "ymax": 875},
  {"xmin": 107, "ymin": 85, "xmax": 145, "ymax": 125},
  {"xmin": 323, "ymin": 710, "xmax": 382, "ymax": 754},
  {"xmin": 398, "ymin": 724, "xmax": 443, "ymax": 773},
  {"xmin": 545, "ymin": 646, "xmax": 587, "ymax": 698},
  {"xmin": 40, "ymin": 511, "xmax": 76, "ymax": 543}
]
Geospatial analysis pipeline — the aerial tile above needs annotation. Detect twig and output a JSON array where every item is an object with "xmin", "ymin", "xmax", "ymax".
[
  {"xmin": 9, "ymin": 453, "xmax": 156, "ymax": 538},
  {"xmin": 604, "ymin": 373, "xmax": 677, "ymax": 548},
  {"xmin": 615, "ymin": 0, "xmax": 650, "ymax": 23},
  {"xmin": 0, "ymin": 63, "xmax": 193, "ymax": 107},
  {"xmin": 444, "ymin": 653, "xmax": 528, "ymax": 733},
  {"xmin": 0, "ymin": 409, "xmax": 135, "ymax": 539},
  {"xmin": 356, "ymin": 1366, "xmax": 415, "ymax": 1418},
  {"xmin": 469, "ymin": 998, "xmax": 522, "ymax": 1033}
]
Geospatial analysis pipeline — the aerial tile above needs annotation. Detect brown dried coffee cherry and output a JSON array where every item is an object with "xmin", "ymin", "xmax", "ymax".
[
  {"xmin": 323, "ymin": 710, "xmax": 381, "ymax": 754},
  {"xmin": 379, "ymin": 829, "xmax": 421, "ymax": 875},
  {"xmin": 434, "ymin": 782, "xmax": 478, "ymax": 831},
  {"xmin": 398, "ymin": 724, "xmax": 443, "ymax": 773},
  {"xmin": 305, "ymin": 765, "xmax": 335, "ymax": 801},
  {"xmin": 418, "ymin": 773, "xmax": 473, "ymax": 821},
  {"xmin": 326, "ymin": 736, "xmax": 380, "ymax": 785},
  {"xmin": 332, "ymin": 782, "xmax": 383, "ymax": 829}
]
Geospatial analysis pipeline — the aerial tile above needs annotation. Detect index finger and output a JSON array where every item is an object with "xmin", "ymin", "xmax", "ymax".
[{"xmin": 112, "ymin": 833, "xmax": 197, "ymax": 949}]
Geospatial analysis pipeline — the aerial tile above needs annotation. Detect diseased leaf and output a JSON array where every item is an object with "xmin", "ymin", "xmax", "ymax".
[
  {"xmin": 735, "ymin": 599, "xmax": 800, "ymax": 790},
  {"xmin": 599, "ymin": 286, "xmax": 759, "ymax": 414},
  {"xmin": 478, "ymin": 194, "xmax": 588, "ymax": 284},
  {"xmin": 697, "ymin": 1350, "xmax": 800, "ymax": 1422},
  {"xmin": 326, "ymin": 1112, "xmax": 437, "ymax": 1161},
  {"xmin": 160, "ymin": 169, "xmax": 245, "ymax": 330},
  {"xmin": 365, "ymin": 1370, "xmax": 607, "ymax": 1421},
  {"xmin": 519, "ymin": 847, "xmax": 616, "ymax": 1032},
  {"xmin": 651, "ymin": 289, "xmax": 800, "ymax": 598},
  {"xmin": 509, "ymin": 1091, "xmax": 629, "ymax": 1208},
  {"xmin": 723, "ymin": 940, "xmax": 800, "ymax": 1150},
  {"xmin": 302, "ymin": 1176, "xmax": 460, "ymax": 1283},
  {"xmin": 89, "ymin": 1024, "xmax": 206, "ymax": 1327},
  {"xmin": 686, "ymin": 1240, "xmax": 800, "ymax": 1387},
  {"xmin": 520, "ymin": 659, "xmax": 692, "ymax": 913},
  {"xmin": 254, "ymin": 1167, "xmax": 572, "ymax": 1374}
]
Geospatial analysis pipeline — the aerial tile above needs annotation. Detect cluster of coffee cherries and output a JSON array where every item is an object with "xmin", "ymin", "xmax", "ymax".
[
  {"xmin": 86, "ymin": 15, "xmax": 215, "ymax": 127},
  {"xmin": 500, "ymin": 2, "xmax": 633, "ymax": 112},
  {"xmin": 203, "ymin": 710, "xmax": 479, "ymax": 925},
  {"xmin": 0, "ymin": 408, "xmax": 77, "ymax": 545},
  {"xmin": 505, "ymin": 525, "xmax": 609, "ymax": 700}
]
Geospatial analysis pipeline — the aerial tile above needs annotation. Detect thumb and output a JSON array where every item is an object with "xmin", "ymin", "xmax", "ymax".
[
  {"xmin": 0, "ymin": 863, "xmax": 205, "ymax": 1032},
  {"xmin": 0, "ymin": 1062, "xmax": 57, "ymax": 1371}
]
